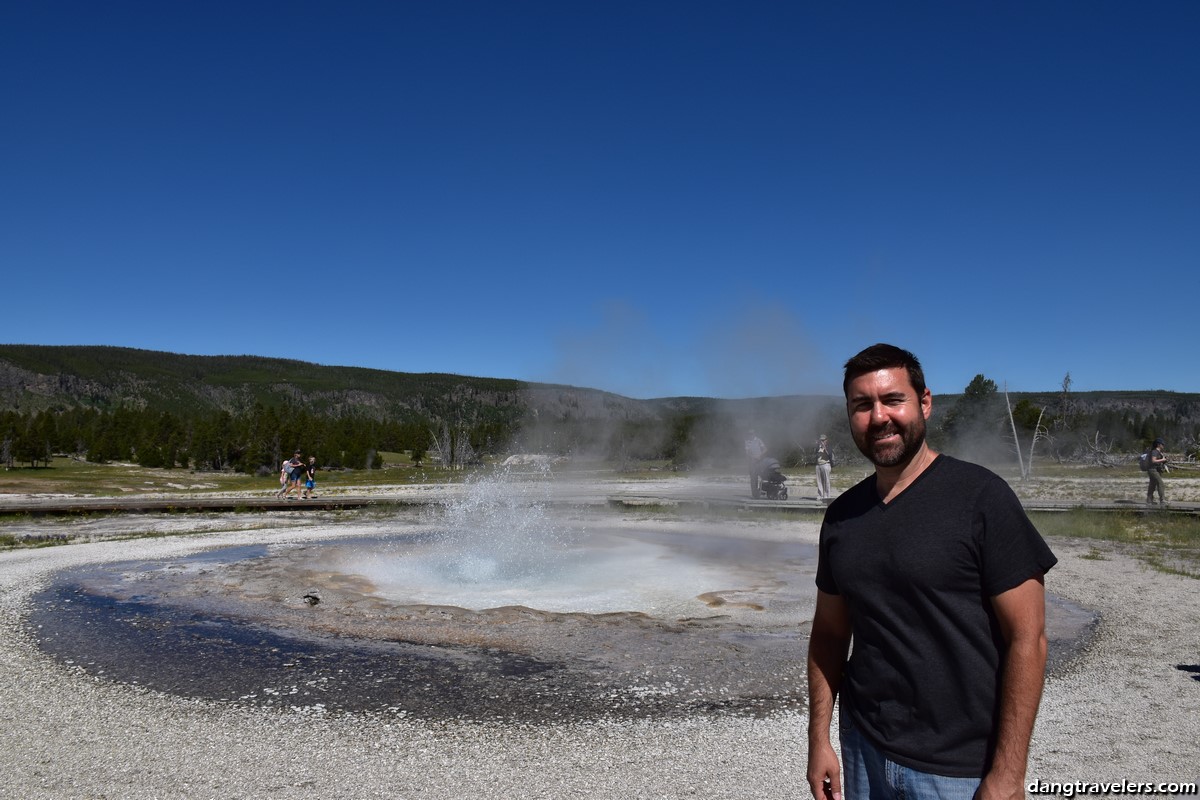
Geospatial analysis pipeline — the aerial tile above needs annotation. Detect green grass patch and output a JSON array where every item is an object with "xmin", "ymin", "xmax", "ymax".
[
  {"xmin": 0, "ymin": 456, "xmax": 729, "ymax": 497},
  {"xmin": 0, "ymin": 458, "xmax": 480, "ymax": 496},
  {"xmin": 1029, "ymin": 509, "xmax": 1200, "ymax": 578},
  {"xmin": 1, "ymin": 460, "xmax": 263, "ymax": 496},
  {"xmin": 1028, "ymin": 510, "xmax": 1135, "ymax": 543}
]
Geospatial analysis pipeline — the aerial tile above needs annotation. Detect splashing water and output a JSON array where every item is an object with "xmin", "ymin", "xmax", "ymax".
[
  {"xmin": 424, "ymin": 465, "xmax": 577, "ymax": 585},
  {"xmin": 333, "ymin": 466, "xmax": 767, "ymax": 615}
]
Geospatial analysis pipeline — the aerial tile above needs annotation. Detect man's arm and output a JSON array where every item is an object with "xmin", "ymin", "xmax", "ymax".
[
  {"xmin": 979, "ymin": 575, "xmax": 1048, "ymax": 800},
  {"xmin": 807, "ymin": 590, "xmax": 852, "ymax": 800}
]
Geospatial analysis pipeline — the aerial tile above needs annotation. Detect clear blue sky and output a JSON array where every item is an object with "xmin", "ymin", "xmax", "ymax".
[{"xmin": 4, "ymin": 2, "xmax": 1198, "ymax": 399}]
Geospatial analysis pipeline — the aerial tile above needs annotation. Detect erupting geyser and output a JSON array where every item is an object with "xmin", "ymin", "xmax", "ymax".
[{"xmin": 27, "ymin": 469, "xmax": 1094, "ymax": 722}]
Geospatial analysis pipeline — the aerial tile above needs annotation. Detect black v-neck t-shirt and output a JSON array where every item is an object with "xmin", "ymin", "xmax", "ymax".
[{"xmin": 816, "ymin": 454, "xmax": 1057, "ymax": 777}]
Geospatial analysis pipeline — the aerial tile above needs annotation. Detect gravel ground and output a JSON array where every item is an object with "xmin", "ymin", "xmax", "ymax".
[{"xmin": 1, "ymin": 479, "xmax": 1198, "ymax": 798}]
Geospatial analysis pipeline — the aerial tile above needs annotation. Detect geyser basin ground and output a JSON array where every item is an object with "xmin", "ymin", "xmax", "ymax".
[{"xmin": 28, "ymin": 511, "xmax": 1095, "ymax": 724}]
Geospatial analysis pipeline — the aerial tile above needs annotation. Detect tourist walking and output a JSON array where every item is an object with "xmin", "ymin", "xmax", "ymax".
[
  {"xmin": 814, "ymin": 434, "xmax": 833, "ymax": 501},
  {"xmin": 807, "ymin": 343, "xmax": 1057, "ymax": 800},
  {"xmin": 745, "ymin": 429, "xmax": 766, "ymax": 499},
  {"xmin": 1146, "ymin": 437, "xmax": 1168, "ymax": 506},
  {"xmin": 301, "ymin": 456, "xmax": 317, "ymax": 499},
  {"xmin": 279, "ymin": 451, "xmax": 305, "ymax": 499}
]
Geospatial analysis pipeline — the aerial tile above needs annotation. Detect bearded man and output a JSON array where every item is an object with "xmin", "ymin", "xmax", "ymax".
[{"xmin": 806, "ymin": 343, "xmax": 1057, "ymax": 800}]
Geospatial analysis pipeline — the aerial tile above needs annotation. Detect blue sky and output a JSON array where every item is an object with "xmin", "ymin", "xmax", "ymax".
[{"xmin": 3, "ymin": 2, "xmax": 1198, "ymax": 398}]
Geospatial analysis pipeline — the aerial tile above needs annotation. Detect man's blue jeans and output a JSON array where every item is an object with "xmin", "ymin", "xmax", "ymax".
[{"xmin": 840, "ymin": 712, "xmax": 981, "ymax": 800}]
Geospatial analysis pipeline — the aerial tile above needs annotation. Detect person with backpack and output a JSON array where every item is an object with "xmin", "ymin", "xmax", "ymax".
[{"xmin": 1146, "ymin": 438, "xmax": 1168, "ymax": 506}]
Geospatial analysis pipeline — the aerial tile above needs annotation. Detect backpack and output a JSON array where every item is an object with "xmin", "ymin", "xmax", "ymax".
[{"xmin": 1138, "ymin": 452, "xmax": 1150, "ymax": 471}]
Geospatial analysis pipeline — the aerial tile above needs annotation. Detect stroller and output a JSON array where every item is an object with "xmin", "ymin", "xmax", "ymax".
[{"xmin": 755, "ymin": 457, "xmax": 789, "ymax": 500}]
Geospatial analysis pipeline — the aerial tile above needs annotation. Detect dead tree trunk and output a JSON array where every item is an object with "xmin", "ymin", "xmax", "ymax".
[
  {"xmin": 1005, "ymin": 387, "xmax": 1047, "ymax": 480},
  {"xmin": 429, "ymin": 422, "xmax": 475, "ymax": 470},
  {"xmin": 428, "ymin": 424, "xmax": 453, "ymax": 469},
  {"xmin": 1005, "ymin": 388, "xmax": 1027, "ymax": 479},
  {"xmin": 453, "ymin": 431, "xmax": 475, "ymax": 469},
  {"xmin": 1079, "ymin": 431, "xmax": 1117, "ymax": 467},
  {"xmin": 1028, "ymin": 407, "xmax": 1047, "ymax": 476}
]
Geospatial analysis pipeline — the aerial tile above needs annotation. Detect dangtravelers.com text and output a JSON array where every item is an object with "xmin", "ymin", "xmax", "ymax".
[{"xmin": 1029, "ymin": 780, "xmax": 1198, "ymax": 797}]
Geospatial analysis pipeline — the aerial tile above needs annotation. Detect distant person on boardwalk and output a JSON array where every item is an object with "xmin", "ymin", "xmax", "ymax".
[
  {"xmin": 278, "ymin": 457, "xmax": 290, "ymax": 495},
  {"xmin": 814, "ymin": 434, "xmax": 833, "ymax": 501},
  {"xmin": 745, "ymin": 429, "xmax": 767, "ymax": 499},
  {"xmin": 279, "ymin": 451, "xmax": 305, "ymax": 499},
  {"xmin": 301, "ymin": 456, "xmax": 317, "ymax": 499},
  {"xmin": 1146, "ymin": 438, "xmax": 1168, "ymax": 506},
  {"xmin": 807, "ymin": 343, "xmax": 1057, "ymax": 800}
]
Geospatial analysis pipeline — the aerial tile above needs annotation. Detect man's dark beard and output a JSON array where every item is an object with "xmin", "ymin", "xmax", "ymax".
[{"xmin": 855, "ymin": 416, "xmax": 927, "ymax": 468}]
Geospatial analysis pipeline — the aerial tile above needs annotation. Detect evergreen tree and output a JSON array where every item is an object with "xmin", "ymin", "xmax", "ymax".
[{"xmin": 942, "ymin": 374, "xmax": 1008, "ymax": 463}]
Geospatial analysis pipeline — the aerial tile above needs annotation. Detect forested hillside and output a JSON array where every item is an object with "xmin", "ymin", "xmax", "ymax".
[
  {"xmin": 1, "ymin": 346, "xmax": 1198, "ymax": 474},
  {"xmin": 0, "ymin": 345, "xmax": 834, "ymax": 472}
]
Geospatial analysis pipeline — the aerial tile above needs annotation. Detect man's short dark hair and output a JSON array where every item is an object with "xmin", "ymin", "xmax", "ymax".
[{"xmin": 843, "ymin": 343, "xmax": 927, "ymax": 397}]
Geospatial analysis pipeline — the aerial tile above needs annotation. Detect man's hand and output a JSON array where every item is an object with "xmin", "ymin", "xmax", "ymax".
[
  {"xmin": 983, "ymin": 575, "xmax": 1047, "ymax": 800},
  {"xmin": 806, "ymin": 740, "xmax": 842, "ymax": 800},
  {"xmin": 976, "ymin": 771, "xmax": 1024, "ymax": 800},
  {"xmin": 807, "ymin": 590, "xmax": 851, "ymax": 800}
]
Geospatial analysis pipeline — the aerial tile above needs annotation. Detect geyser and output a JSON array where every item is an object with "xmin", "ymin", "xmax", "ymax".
[{"xmin": 27, "ymin": 471, "xmax": 1095, "ymax": 723}]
